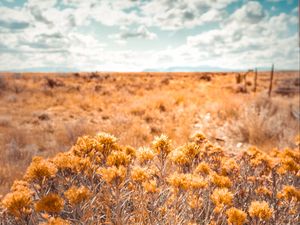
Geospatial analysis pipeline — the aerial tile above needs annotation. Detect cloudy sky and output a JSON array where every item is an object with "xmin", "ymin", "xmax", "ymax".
[{"xmin": 0, "ymin": 0, "xmax": 299, "ymax": 72}]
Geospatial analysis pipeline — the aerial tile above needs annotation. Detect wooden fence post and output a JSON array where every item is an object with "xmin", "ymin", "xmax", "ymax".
[
  {"xmin": 253, "ymin": 68, "xmax": 258, "ymax": 92},
  {"xmin": 236, "ymin": 73, "xmax": 242, "ymax": 84},
  {"xmin": 244, "ymin": 73, "xmax": 247, "ymax": 93},
  {"xmin": 268, "ymin": 64, "xmax": 274, "ymax": 97}
]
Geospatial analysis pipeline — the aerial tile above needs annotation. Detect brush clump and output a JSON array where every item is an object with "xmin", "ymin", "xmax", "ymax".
[{"xmin": 0, "ymin": 132, "xmax": 299, "ymax": 224}]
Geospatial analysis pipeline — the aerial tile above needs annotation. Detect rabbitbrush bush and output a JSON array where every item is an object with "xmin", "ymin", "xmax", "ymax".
[{"xmin": 0, "ymin": 132, "xmax": 299, "ymax": 225}]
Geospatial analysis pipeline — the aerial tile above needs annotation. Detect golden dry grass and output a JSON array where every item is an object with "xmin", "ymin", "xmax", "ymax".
[{"xmin": 0, "ymin": 71, "xmax": 299, "ymax": 197}]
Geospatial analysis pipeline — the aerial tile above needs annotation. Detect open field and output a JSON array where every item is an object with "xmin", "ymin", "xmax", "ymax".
[
  {"xmin": 1, "ymin": 0, "xmax": 298, "ymax": 223},
  {"xmin": 0, "ymin": 71, "xmax": 299, "ymax": 195},
  {"xmin": 0, "ymin": 71, "xmax": 299, "ymax": 224}
]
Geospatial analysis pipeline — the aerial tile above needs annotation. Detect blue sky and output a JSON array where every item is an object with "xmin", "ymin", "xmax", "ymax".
[{"xmin": 0, "ymin": 0, "xmax": 299, "ymax": 71}]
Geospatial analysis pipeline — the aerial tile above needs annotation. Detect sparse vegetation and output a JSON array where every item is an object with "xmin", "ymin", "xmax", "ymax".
[
  {"xmin": 196, "ymin": 95, "xmax": 299, "ymax": 151},
  {"xmin": 0, "ymin": 72, "xmax": 299, "ymax": 224}
]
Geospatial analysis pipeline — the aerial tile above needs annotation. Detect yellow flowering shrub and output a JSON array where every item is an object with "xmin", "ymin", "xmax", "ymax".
[
  {"xmin": 187, "ymin": 194, "xmax": 203, "ymax": 209},
  {"xmin": 35, "ymin": 194, "xmax": 64, "ymax": 213},
  {"xmin": 40, "ymin": 217, "xmax": 71, "ymax": 225},
  {"xmin": 95, "ymin": 132, "xmax": 118, "ymax": 154},
  {"xmin": 2, "ymin": 188, "xmax": 32, "ymax": 218},
  {"xmin": 211, "ymin": 188, "xmax": 233, "ymax": 212},
  {"xmin": 0, "ymin": 132, "xmax": 299, "ymax": 224},
  {"xmin": 248, "ymin": 201, "xmax": 273, "ymax": 221},
  {"xmin": 191, "ymin": 132, "xmax": 207, "ymax": 144},
  {"xmin": 97, "ymin": 166, "xmax": 126, "ymax": 184},
  {"xmin": 142, "ymin": 180, "xmax": 158, "ymax": 193},
  {"xmin": 277, "ymin": 185, "xmax": 300, "ymax": 202},
  {"xmin": 136, "ymin": 147, "xmax": 156, "ymax": 164},
  {"xmin": 194, "ymin": 162, "xmax": 211, "ymax": 175},
  {"xmin": 221, "ymin": 158, "xmax": 239, "ymax": 175},
  {"xmin": 131, "ymin": 166, "xmax": 151, "ymax": 182},
  {"xmin": 210, "ymin": 173, "xmax": 232, "ymax": 188},
  {"xmin": 226, "ymin": 207, "xmax": 247, "ymax": 225},
  {"xmin": 169, "ymin": 148, "xmax": 190, "ymax": 166},
  {"xmin": 24, "ymin": 156, "xmax": 57, "ymax": 182},
  {"xmin": 152, "ymin": 134, "xmax": 172, "ymax": 155},
  {"xmin": 255, "ymin": 186, "xmax": 272, "ymax": 197},
  {"xmin": 64, "ymin": 186, "xmax": 91, "ymax": 206},
  {"xmin": 106, "ymin": 151, "xmax": 130, "ymax": 167}
]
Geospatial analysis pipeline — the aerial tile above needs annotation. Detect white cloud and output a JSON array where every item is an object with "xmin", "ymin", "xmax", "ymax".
[
  {"xmin": 228, "ymin": 1, "xmax": 265, "ymax": 24},
  {"xmin": 53, "ymin": 0, "xmax": 238, "ymax": 30},
  {"xmin": 292, "ymin": 6, "xmax": 298, "ymax": 13},
  {"xmin": 26, "ymin": 0, "xmax": 57, "ymax": 9},
  {"xmin": 110, "ymin": 26, "xmax": 157, "ymax": 43},
  {"xmin": 0, "ymin": 0, "xmax": 298, "ymax": 71},
  {"xmin": 140, "ymin": 0, "xmax": 237, "ymax": 30},
  {"xmin": 267, "ymin": 0, "xmax": 293, "ymax": 3},
  {"xmin": 0, "ymin": 7, "xmax": 30, "ymax": 31},
  {"xmin": 184, "ymin": 1, "xmax": 298, "ymax": 70}
]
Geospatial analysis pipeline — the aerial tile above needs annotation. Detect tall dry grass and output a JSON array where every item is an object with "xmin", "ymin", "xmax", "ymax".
[
  {"xmin": 0, "ymin": 71, "xmax": 298, "ymax": 200},
  {"xmin": 195, "ymin": 93, "xmax": 299, "ymax": 151},
  {"xmin": 0, "ymin": 73, "xmax": 207, "ymax": 194}
]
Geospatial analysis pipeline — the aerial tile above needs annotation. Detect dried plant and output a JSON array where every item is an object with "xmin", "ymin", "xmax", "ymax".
[{"xmin": 0, "ymin": 132, "xmax": 299, "ymax": 224}]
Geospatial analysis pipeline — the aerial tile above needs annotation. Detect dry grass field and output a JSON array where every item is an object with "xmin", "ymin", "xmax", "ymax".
[{"xmin": 0, "ymin": 71, "xmax": 299, "ymax": 224}]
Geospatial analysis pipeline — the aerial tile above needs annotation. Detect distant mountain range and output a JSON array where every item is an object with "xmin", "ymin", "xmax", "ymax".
[
  {"xmin": 1, "ymin": 66, "xmax": 298, "ymax": 73},
  {"xmin": 143, "ymin": 65, "xmax": 280, "ymax": 72},
  {"xmin": 1, "ymin": 67, "xmax": 79, "ymax": 73}
]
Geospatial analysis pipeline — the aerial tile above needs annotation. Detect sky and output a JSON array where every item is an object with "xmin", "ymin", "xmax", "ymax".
[{"xmin": 0, "ymin": 0, "xmax": 299, "ymax": 72}]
